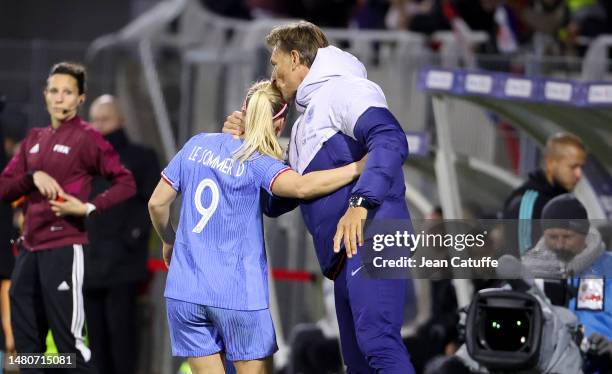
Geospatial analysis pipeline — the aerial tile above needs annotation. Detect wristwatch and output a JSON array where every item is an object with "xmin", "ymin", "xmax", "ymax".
[
  {"xmin": 85, "ymin": 202, "xmax": 97, "ymax": 217},
  {"xmin": 348, "ymin": 195, "xmax": 372, "ymax": 209}
]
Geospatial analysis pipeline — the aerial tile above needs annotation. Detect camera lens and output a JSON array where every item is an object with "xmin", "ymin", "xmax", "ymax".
[{"xmin": 483, "ymin": 309, "xmax": 531, "ymax": 351}]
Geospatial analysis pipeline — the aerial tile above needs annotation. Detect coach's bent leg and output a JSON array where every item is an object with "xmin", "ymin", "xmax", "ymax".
[{"xmin": 347, "ymin": 261, "xmax": 415, "ymax": 374}]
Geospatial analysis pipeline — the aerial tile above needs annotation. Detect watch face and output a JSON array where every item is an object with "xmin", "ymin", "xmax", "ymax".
[{"xmin": 349, "ymin": 196, "xmax": 365, "ymax": 208}]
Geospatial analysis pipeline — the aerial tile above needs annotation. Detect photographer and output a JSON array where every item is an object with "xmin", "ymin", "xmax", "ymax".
[{"xmin": 523, "ymin": 194, "xmax": 612, "ymax": 373}]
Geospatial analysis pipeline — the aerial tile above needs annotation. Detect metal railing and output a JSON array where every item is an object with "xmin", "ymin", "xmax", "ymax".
[{"xmin": 4, "ymin": 2, "xmax": 611, "ymax": 371}]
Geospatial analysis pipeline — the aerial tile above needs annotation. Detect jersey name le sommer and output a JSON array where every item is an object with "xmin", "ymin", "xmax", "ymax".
[{"xmin": 162, "ymin": 133, "xmax": 289, "ymax": 310}]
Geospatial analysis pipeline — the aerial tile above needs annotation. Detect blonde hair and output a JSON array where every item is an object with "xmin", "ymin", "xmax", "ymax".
[{"xmin": 233, "ymin": 81, "xmax": 285, "ymax": 162}]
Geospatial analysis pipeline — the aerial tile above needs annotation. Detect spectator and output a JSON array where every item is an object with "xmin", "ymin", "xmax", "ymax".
[
  {"xmin": 246, "ymin": 0, "xmax": 291, "ymax": 19},
  {"xmin": 85, "ymin": 95, "xmax": 160, "ymax": 374},
  {"xmin": 199, "ymin": 0, "xmax": 251, "ymax": 19},
  {"xmin": 296, "ymin": 0, "xmax": 359, "ymax": 28},
  {"xmin": 522, "ymin": 194, "xmax": 612, "ymax": 373},
  {"xmin": 565, "ymin": 0, "xmax": 612, "ymax": 54},
  {"xmin": 502, "ymin": 132, "xmax": 586, "ymax": 255},
  {"xmin": 386, "ymin": 0, "xmax": 450, "ymax": 34},
  {"xmin": 520, "ymin": 0, "xmax": 567, "ymax": 42},
  {"xmin": 0, "ymin": 62, "xmax": 136, "ymax": 373},
  {"xmin": 352, "ymin": 0, "xmax": 390, "ymax": 30}
]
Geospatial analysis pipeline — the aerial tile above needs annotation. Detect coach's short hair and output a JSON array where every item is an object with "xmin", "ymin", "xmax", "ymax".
[
  {"xmin": 49, "ymin": 62, "xmax": 87, "ymax": 95},
  {"xmin": 266, "ymin": 21, "xmax": 329, "ymax": 68}
]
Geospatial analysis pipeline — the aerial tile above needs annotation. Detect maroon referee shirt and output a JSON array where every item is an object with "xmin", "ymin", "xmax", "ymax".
[{"xmin": 0, "ymin": 116, "xmax": 136, "ymax": 251}]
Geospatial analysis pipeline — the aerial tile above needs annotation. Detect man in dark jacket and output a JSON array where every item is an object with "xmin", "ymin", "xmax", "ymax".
[
  {"xmin": 85, "ymin": 95, "xmax": 160, "ymax": 374},
  {"xmin": 502, "ymin": 132, "xmax": 586, "ymax": 255}
]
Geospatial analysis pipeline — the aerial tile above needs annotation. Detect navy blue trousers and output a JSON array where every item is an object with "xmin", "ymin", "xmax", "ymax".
[{"xmin": 334, "ymin": 252, "xmax": 416, "ymax": 374}]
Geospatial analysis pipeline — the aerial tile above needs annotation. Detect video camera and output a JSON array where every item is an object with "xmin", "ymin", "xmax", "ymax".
[
  {"xmin": 455, "ymin": 255, "xmax": 584, "ymax": 374},
  {"xmin": 465, "ymin": 289, "xmax": 543, "ymax": 371}
]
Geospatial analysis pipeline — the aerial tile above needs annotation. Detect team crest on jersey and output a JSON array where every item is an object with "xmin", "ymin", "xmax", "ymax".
[
  {"xmin": 53, "ymin": 144, "xmax": 71, "ymax": 155},
  {"xmin": 305, "ymin": 106, "xmax": 314, "ymax": 124},
  {"xmin": 577, "ymin": 278, "xmax": 604, "ymax": 311},
  {"xmin": 29, "ymin": 143, "xmax": 39, "ymax": 154}
]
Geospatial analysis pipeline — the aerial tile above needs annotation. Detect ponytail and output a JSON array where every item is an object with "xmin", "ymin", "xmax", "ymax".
[{"xmin": 233, "ymin": 82, "xmax": 284, "ymax": 163}]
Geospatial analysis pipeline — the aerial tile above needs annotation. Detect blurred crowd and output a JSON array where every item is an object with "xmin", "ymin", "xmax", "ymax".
[{"xmin": 202, "ymin": 0, "xmax": 612, "ymax": 56}]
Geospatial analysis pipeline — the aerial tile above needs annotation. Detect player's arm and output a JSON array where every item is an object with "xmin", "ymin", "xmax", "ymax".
[
  {"xmin": 260, "ymin": 191, "xmax": 299, "ymax": 218},
  {"xmin": 148, "ymin": 178, "xmax": 178, "ymax": 246},
  {"xmin": 271, "ymin": 156, "xmax": 367, "ymax": 199},
  {"xmin": 0, "ymin": 134, "xmax": 32, "ymax": 202},
  {"xmin": 0, "ymin": 135, "xmax": 62, "ymax": 202}
]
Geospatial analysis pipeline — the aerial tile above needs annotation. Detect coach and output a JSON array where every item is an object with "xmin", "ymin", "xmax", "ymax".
[{"xmin": 224, "ymin": 21, "xmax": 415, "ymax": 374}]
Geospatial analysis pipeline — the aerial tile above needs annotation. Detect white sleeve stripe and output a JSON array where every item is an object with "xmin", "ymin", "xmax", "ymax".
[
  {"xmin": 161, "ymin": 172, "xmax": 178, "ymax": 190},
  {"xmin": 269, "ymin": 166, "xmax": 292, "ymax": 192}
]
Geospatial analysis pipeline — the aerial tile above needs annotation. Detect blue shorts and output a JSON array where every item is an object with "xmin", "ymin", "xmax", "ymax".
[{"xmin": 166, "ymin": 298, "xmax": 277, "ymax": 361}]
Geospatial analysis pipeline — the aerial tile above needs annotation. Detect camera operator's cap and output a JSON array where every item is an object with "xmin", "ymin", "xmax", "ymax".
[{"xmin": 541, "ymin": 193, "xmax": 589, "ymax": 235}]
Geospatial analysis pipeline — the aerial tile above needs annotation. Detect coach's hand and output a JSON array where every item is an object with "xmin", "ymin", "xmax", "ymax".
[
  {"xmin": 33, "ymin": 171, "xmax": 64, "ymax": 200},
  {"xmin": 49, "ymin": 193, "xmax": 87, "ymax": 217},
  {"xmin": 334, "ymin": 207, "xmax": 367, "ymax": 258},
  {"xmin": 222, "ymin": 111, "xmax": 245, "ymax": 139},
  {"xmin": 163, "ymin": 242, "xmax": 174, "ymax": 268}
]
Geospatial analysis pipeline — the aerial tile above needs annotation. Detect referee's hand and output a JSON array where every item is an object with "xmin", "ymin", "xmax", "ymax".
[
  {"xmin": 33, "ymin": 171, "xmax": 64, "ymax": 200},
  {"xmin": 49, "ymin": 193, "xmax": 87, "ymax": 217},
  {"xmin": 222, "ymin": 111, "xmax": 244, "ymax": 139}
]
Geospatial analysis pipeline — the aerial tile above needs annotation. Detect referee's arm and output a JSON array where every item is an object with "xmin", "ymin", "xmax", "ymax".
[{"xmin": 0, "ymin": 137, "xmax": 36, "ymax": 202}]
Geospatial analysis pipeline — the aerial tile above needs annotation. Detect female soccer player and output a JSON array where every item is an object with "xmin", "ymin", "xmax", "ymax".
[{"xmin": 148, "ymin": 80, "xmax": 366, "ymax": 374}]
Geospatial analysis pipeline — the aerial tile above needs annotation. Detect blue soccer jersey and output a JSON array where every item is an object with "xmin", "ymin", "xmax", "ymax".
[{"xmin": 162, "ymin": 133, "xmax": 290, "ymax": 310}]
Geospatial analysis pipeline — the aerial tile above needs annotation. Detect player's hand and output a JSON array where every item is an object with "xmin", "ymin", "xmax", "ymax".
[
  {"xmin": 333, "ymin": 207, "xmax": 367, "ymax": 258},
  {"xmin": 49, "ymin": 193, "xmax": 87, "ymax": 217},
  {"xmin": 33, "ymin": 171, "xmax": 64, "ymax": 200},
  {"xmin": 222, "ymin": 111, "xmax": 245, "ymax": 139},
  {"xmin": 162, "ymin": 242, "xmax": 174, "ymax": 268},
  {"xmin": 588, "ymin": 333, "xmax": 612, "ymax": 359}
]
